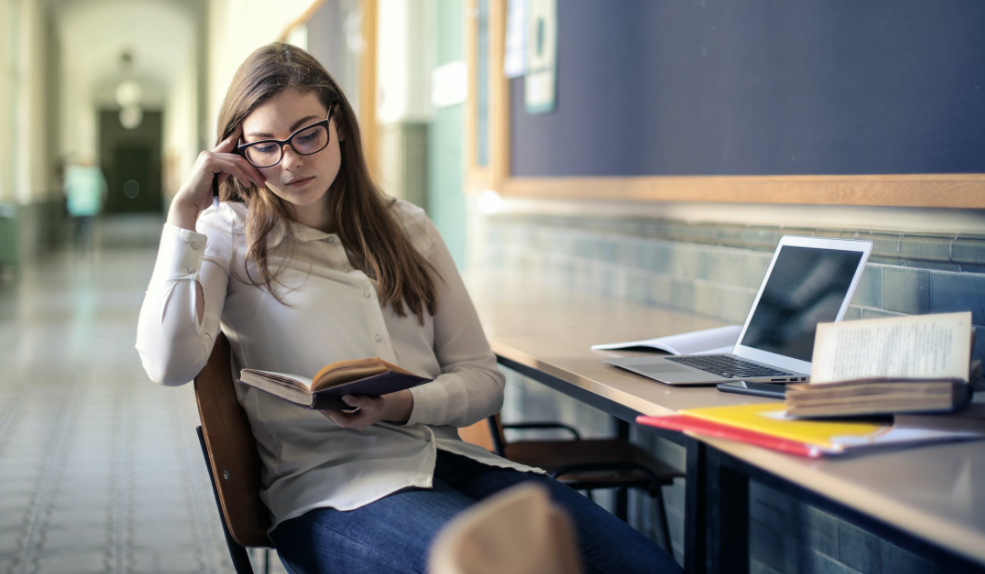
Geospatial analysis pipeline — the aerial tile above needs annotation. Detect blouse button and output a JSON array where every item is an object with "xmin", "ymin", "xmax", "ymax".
[
  {"xmin": 364, "ymin": 291, "xmax": 371, "ymax": 298},
  {"xmin": 327, "ymin": 236, "xmax": 335, "ymax": 243},
  {"xmin": 186, "ymin": 266, "xmax": 194, "ymax": 273},
  {"xmin": 190, "ymin": 241, "xmax": 200, "ymax": 250},
  {"xmin": 375, "ymin": 334, "xmax": 383, "ymax": 343}
]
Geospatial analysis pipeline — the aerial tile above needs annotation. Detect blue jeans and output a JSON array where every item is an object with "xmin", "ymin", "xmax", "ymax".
[{"xmin": 270, "ymin": 450, "xmax": 682, "ymax": 574}]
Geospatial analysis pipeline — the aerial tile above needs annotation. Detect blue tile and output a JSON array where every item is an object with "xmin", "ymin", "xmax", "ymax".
[
  {"xmin": 814, "ymin": 228, "xmax": 855, "ymax": 240},
  {"xmin": 706, "ymin": 249, "xmax": 771, "ymax": 290},
  {"xmin": 778, "ymin": 227, "xmax": 817, "ymax": 240},
  {"xmin": 616, "ymin": 238, "xmax": 640, "ymax": 268},
  {"xmin": 974, "ymin": 325, "xmax": 985, "ymax": 364},
  {"xmin": 860, "ymin": 308, "xmax": 906, "ymax": 320},
  {"xmin": 842, "ymin": 306, "xmax": 863, "ymax": 321},
  {"xmin": 646, "ymin": 242, "xmax": 673, "ymax": 274},
  {"xmin": 598, "ymin": 238, "xmax": 617, "ymax": 262},
  {"xmin": 743, "ymin": 227, "xmax": 780, "ymax": 251},
  {"xmin": 627, "ymin": 271, "xmax": 648, "ymax": 303},
  {"xmin": 882, "ymin": 267, "xmax": 930, "ymax": 314},
  {"xmin": 801, "ymin": 506, "xmax": 839, "ymax": 559},
  {"xmin": 712, "ymin": 224, "xmax": 748, "ymax": 247},
  {"xmin": 837, "ymin": 521, "xmax": 880, "ymax": 573},
  {"xmin": 849, "ymin": 265, "xmax": 883, "ymax": 309},
  {"xmin": 669, "ymin": 278, "xmax": 695, "ymax": 312},
  {"xmin": 929, "ymin": 270, "xmax": 985, "ymax": 324},
  {"xmin": 959, "ymin": 263, "xmax": 985, "ymax": 274},
  {"xmin": 692, "ymin": 283, "xmax": 723, "ymax": 319},
  {"xmin": 899, "ymin": 234, "xmax": 954, "ymax": 263},
  {"xmin": 750, "ymin": 521, "xmax": 790, "ymax": 573},
  {"xmin": 799, "ymin": 550, "xmax": 863, "ymax": 574},
  {"xmin": 951, "ymin": 235, "xmax": 985, "ymax": 265},
  {"xmin": 880, "ymin": 541, "xmax": 947, "ymax": 574},
  {"xmin": 648, "ymin": 275, "xmax": 673, "ymax": 307},
  {"xmin": 750, "ymin": 560, "xmax": 784, "ymax": 574},
  {"xmin": 856, "ymin": 232, "xmax": 901, "ymax": 261},
  {"xmin": 668, "ymin": 245, "xmax": 701, "ymax": 280},
  {"xmin": 720, "ymin": 288, "xmax": 757, "ymax": 324},
  {"xmin": 902, "ymin": 260, "xmax": 961, "ymax": 272}
]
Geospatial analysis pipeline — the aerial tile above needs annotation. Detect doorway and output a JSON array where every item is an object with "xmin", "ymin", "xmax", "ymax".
[{"xmin": 98, "ymin": 109, "xmax": 163, "ymax": 214}]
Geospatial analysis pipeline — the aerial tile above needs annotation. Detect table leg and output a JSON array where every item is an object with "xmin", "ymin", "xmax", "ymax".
[
  {"xmin": 684, "ymin": 436, "xmax": 706, "ymax": 574},
  {"xmin": 614, "ymin": 418, "xmax": 630, "ymax": 520},
  {"xmin": 703, "ymin": 447, "xmax": 750, "ymax": 574}
]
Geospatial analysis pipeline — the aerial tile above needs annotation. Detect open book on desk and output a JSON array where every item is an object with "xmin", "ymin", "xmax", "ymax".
[
  {"xmin": 239, "ymin": 358, "xmax": 431, "ymax": 411},
  {"xmin": 591, "ymin": 324, "xmax": 742, "ymax": 355},
  {"xmin": 786, "ymin": 312, "xmax": 977, "ymax": 417}
]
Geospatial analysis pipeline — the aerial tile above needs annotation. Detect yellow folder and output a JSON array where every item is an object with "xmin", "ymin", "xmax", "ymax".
[{"xmin": 679, "ymin": 403, "xmax": 890, "ymax": 452}]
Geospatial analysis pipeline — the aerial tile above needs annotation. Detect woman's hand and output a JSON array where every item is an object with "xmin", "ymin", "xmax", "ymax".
[
  {"xmin": 321, "ymin": 389, "xmax": 414, "ymax": 431},
  {"xmin": 167, "ymin": 124, "xmax": 267, "ymax": 231}
]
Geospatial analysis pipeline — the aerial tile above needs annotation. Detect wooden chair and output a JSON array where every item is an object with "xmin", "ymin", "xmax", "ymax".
[
  {"xmin": 194, "ymin": 332, "xmax": 273, "ymax": 574},
  {"xmin": 429, "ymin": 483, "xmax": 582, "ymax": 574},
  {"xmin": 460, "ymin": 414, "xmax": 681, "ymax": 551}
]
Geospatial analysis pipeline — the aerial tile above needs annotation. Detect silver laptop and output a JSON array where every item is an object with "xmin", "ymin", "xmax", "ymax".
[{"xmin": 605, "ymin": 236, "xmax": 872, "ymax": 385}]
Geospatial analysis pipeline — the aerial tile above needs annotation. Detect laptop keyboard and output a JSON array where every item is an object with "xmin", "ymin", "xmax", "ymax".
[{"xmin": 666, "ymin": 355, "xmax": 794, "ymax": 379}]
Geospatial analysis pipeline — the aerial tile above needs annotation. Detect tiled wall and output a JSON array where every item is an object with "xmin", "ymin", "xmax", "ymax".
[
  {"xmin": 488, "ymin": 212, "xmax": 984, "ymax": 572},
  {"xmin": 485, "ymin": 213, "xmax": 985, "ymax": 361}
]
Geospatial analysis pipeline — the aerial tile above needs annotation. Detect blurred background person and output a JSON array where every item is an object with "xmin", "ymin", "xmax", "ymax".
[{"xmin": 63, "ymin": 154, "xmax": 107, "ymax": 250}]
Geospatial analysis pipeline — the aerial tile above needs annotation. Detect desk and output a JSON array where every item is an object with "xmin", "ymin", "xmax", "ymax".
[{"xmin": 464, "ymin": 273, "xmax": 985, "ymax": 574}]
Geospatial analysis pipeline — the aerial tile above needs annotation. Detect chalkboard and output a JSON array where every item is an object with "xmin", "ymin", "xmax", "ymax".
[{"xmin": 510, "ymin": 0, "xmax": 985, "ymax": 178}]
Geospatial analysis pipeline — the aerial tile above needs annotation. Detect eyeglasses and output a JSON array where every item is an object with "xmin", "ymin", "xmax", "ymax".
[{"xmin": 237, "ymin": 108, "xmax": 335, "ymax": 168}]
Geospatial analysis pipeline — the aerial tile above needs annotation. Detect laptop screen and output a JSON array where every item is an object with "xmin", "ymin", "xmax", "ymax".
[{"xmin": 739, "ymin": 245, "xmax": 864, "ymax": 362}]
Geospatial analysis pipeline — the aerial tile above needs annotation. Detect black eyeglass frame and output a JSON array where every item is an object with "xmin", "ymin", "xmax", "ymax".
[{"xmin": 236, "ymin": 107, "xmax": 336, "ymax": 168}]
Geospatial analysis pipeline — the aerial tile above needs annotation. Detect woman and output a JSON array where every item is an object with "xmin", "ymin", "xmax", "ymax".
[{"xmin": 136, "ymin": 42, "xmax": 680, "ymax": 574}]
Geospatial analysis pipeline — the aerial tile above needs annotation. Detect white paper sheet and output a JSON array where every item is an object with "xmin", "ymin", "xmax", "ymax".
[{"xmin": 591, "ymin": 325, "xmax": 742, "ymax": 355}]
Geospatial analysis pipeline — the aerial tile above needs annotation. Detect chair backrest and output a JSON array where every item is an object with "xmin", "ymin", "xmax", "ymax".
[
  {"xmin": 457, "ymin": 416, "xmax": 499, "ymax": 453},
  {"xmin": 428, "ymin": 483, "xmax": 583, "ymax": 574},
  {"xmin": 194, "ymin": 331, "xmax": 272, "ymax": 547}
]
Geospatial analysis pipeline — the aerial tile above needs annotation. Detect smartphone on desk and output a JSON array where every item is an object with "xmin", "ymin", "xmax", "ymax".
[{"xmin": 716, "ymin": 381, "xmax": 788, "ymax": 400}]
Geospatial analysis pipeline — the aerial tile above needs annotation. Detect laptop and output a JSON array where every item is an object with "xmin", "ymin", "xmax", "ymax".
[{"xmin": 605, "ymin": 236, "xmax": 872, "ymax": 385}]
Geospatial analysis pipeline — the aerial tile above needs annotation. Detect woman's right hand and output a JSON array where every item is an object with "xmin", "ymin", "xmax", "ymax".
[{"xmin": 167, "ymin": 124, "xmax": 267, "ymax": 231}]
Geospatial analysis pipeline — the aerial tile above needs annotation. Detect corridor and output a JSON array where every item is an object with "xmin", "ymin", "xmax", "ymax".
[{"xmin": 0, "ymin": 217, "xmax": 285, "ymax": 574}]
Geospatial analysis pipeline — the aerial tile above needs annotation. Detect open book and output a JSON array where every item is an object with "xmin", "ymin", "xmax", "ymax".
[
  {"xmin": 591, "ymin": 325, "xmax": 742, "ymax": 355},
  {"xmin": 785, "ymin": 312, "xmax": 977, "ymax": 417},
  {"xmin": 239, "ymin": 358, "xmax": 431, "ymax": 410}
]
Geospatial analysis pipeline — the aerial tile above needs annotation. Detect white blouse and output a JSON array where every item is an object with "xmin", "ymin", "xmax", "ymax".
[{"xmin": 135, "ymin": 198, "xmax": 540, "ymax": 530}]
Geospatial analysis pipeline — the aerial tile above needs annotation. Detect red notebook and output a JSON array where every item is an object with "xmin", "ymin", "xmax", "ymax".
[{"xmin": 636, "ymin": 414, "xmax": 827, "ymax": 458}]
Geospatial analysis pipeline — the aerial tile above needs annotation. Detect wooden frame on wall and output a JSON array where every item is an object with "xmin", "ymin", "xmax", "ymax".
[
  {"xmin": 279, "ymin": 0, "xmax": 379, "ymax": 178},
  {"xmin": 465, "ymin": 5, "xmax": 985, "ymax": 209},
  {"xmin": 465, "ymin": 0, "xmax": 509, "ymax": 195}
]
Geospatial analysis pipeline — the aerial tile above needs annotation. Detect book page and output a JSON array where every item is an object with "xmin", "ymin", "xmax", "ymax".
[
  {"xmin": 241, "ymin": 369, "xmax": 313, "ymax": 390},
  {"xmin": 591, "ymin": 324, "xmax": 741, "ymax": 355},
  {"xmin": 810, "ymin": 312, "xmax": 972, "ymax": 384}
]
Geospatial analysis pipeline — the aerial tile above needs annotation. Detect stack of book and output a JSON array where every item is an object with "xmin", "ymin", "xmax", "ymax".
[{"xmin": 637, "ymin": 311, "xmax": 984, "ymax": 457}]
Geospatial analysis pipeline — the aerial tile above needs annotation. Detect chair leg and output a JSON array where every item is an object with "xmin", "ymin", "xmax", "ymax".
[
  {"xmin": 264, "ymin": 549, "xmax": 270, "ymax": 574},
  {"xmin": 615, "ymin": 487, "xmax": 629, "ymax": 522},
  {"xmin": 653, "ymin": 486, "xmax": 672, "ymax": 554}
]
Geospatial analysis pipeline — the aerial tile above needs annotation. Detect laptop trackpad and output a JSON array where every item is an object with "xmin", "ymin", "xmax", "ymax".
[
  {"xmin": 637, "ymin": 363, "xmax": 694, "ymax": 374},
  {"xmin": 606, "ymin": 356, "xmax": 695, "ymax": 374}
]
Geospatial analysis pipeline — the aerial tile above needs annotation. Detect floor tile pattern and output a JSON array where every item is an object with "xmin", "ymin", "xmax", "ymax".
[{"xmin": 0, "ymin": 227, "xmax": 286, "ymax": 574}]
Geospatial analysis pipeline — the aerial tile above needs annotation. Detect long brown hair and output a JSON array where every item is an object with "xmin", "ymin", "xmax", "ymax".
[{"xmin": 216, "ymin": 42, "xmax": 440, "ymax": 324}]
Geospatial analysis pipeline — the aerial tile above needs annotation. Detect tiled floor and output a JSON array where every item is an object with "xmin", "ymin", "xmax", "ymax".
[{"xmin": 0, "ymin": 217, "xmax": 287, "ymax": 574}]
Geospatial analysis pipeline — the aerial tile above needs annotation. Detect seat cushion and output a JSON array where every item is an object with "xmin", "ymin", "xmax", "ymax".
[{"xmin": 502, "ymin": 439, "xmax": 682, "ymax": 489}]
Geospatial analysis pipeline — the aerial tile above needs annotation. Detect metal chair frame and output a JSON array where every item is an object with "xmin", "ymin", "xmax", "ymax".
[{"xmin": 488, "ymin": 416, "xmax": 677, "ymax": 551}]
